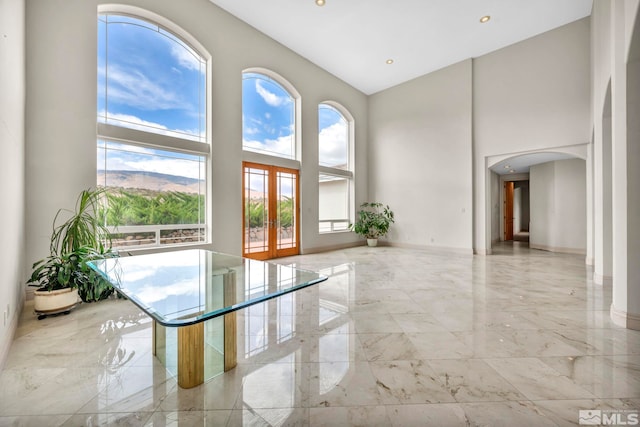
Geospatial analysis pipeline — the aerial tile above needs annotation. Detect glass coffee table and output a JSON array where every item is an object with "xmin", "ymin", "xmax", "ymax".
[{"xmin": 89, "ymin": 249, "xmax": 327, "ymax": 388}]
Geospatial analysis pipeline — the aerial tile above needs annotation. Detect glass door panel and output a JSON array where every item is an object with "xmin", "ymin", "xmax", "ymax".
[
  {"xmin": 243, "ymin": 163, "xmax": 299, "ymax": 259},
  {"xmin": 243, "ymin": 165, "xmax": 269, "ymax": 259},
  {"xmin": 276, "ymin": 170, "xmax": 297, "ymax": 254}
]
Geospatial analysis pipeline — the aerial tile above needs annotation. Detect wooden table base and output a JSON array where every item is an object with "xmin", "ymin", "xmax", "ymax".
[{"xmin": 153, "ymin": 314, "xmax": 237, "ymax": 389}]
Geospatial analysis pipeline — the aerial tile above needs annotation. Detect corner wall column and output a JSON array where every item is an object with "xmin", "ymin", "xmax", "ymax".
[{"xmin": 610, "ymin": 0, "xmax": 640, "ymax": 330}]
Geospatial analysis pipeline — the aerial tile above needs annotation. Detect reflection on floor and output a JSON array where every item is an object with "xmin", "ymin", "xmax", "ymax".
[{"xmin": 1, "ymin": 244, "xmax": 639, "ymax": 426}]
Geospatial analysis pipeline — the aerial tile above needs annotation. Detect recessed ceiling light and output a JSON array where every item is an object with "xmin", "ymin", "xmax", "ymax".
[
  {"xmin": 480, "ymin": 15, "xmax": 491, "ymax": 23},
  {"xmin": 504, "ymin": 165, "xmax": 511, "ymax": 169},
  {"xmin": 315, "ymin": 0, "xmax": 325, "ymax": 6},
  {"xmin": 509, "ymin": 169, "xmax": 516, "ymax": 173},
  {"xmin": 386, "ymin": 59, "xmax": 394, "ymax": 64}
]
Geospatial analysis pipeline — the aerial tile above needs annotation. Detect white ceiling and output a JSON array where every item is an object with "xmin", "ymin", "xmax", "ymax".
[
  {"xmin": 490, "ymin": 152, "xmax": 578, "ymax": 175},
  {"xmin": 209, "ymin": 0, "xmax": 593, "ymax": 95}
]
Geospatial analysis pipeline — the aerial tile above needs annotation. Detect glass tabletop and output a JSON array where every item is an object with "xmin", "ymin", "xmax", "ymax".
[{"xmin": 88, "ymin": 249, "xmax": 327, "ymax": 326}]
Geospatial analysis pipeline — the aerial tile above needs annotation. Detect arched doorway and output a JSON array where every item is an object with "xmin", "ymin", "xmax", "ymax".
[{"xmin": 486, "ymin": 149, "xmax": 588, "ymax": 255}]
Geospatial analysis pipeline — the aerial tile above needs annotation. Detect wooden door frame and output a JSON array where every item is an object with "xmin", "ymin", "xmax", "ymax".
[
  {"xmin": 504, "ymin": 181, "xmax": 514, "ymax": 241},
  {"xmin": 242, "ymin": 162, "xmax": 300, "ymax": 260}
]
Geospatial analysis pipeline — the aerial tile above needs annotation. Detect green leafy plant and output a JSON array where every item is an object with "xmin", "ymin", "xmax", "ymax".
[
  {"xmin": 349, "ymin": 202, "xmax": 395, "ymax": 239},
  {"xmin": 244, "ymin": 196, "xmax": 294, "ymax": 229},
  {"xmin": 27, "ymin": 246, "xmax": 115, "ymax": 301},
  {"xmin": 52, "ymin": 188, "xmax": 112, "ymax": 254},
  {"xmin": 278, "ymin": 196, "xmax": 293, "ymax": 229},
  {"xmin": 28, "ymin": 188, "xmax": 117, "ymax": 302},
  {"xmin": 246, "ymin": 199, "xmax": 266, "ymax": 228}
]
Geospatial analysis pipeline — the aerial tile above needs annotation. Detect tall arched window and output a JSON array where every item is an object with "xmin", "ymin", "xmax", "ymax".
[
  {"xmin": 97, "ymin": 10, "xmax": 210, "ymax": 248},
  {"xmin": 318, "ymin": 103, "xmax": 353, "ymax": 233},
  {"xmin": 242, "ymin": 71, "xmax": 296, "ymax": 160}
]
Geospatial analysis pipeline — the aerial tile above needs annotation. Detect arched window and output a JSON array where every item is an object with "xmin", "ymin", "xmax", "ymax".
[
  {"xmin": 319, "ymin": 104, "xmax": 349, "ymax": 169},
  {"xmin": 242, "ymin": 71, "xmax": 296, "ymax": 160},
  {"xmin": 97, "ymin": 10, "xmax": 210, "ymax": 248},
  {"xmin": 318, "ymin": 103, "xmax": 353, "ymax": 233}
]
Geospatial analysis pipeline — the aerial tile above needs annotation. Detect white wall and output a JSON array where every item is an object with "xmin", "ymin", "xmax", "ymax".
[
  {"xmin": 625, "ymin": 17, "xmax": 640, "ymax": 326},
  {"xmin": 24, "ymin": 0, "xmax": 369, "ymax": 269},
  {"xmin": 515, "ymin": 181, "xmax": 530, "ymax": 232},
  {"xmin": 368, "ymin": 60, "xmax": 473, "ymax": 252},
  {"xmin": 368, "ymin": 19, "xmax": 589, "ymax": 253},
  {"xmin": 530, "ymin": 159, "xmax": 587, "ymax": 254},
  {"xmin": 591, "ymin": 0, "xmax": 640, "ymax": 329},
  {"xmin": 513, "ymin": 187, "xmax": 522, "ymax": 233},
  {"xmin": 473, "ymin": 18, "xmax": 591, "ymax": 253},
  {"xmin": 0, "ymin": 0, "xmax": 26, "ymax": 369}
]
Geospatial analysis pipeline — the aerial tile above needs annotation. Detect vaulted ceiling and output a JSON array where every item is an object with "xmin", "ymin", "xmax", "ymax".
[{"xmin": 210, "ymin": 0, "xmax": 592, "ymax": 95}]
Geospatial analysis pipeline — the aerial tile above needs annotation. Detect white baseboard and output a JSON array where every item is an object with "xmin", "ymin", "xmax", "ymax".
[
  {"xmin": 301, "ymin": 241, "xmax": 361, "ymax": 254},
  {"xmin": 383, "ymin": 241, "xmax": 474, "ymax": 256},
  {"xmin": 610, "ymin": 303, "xmax": 640, "ymax": 330},
  {"xmin": 0, "ymin": 293, "xmax": 23, "ymax": 372},
  {"xmin": 529, "ymin": 243, "xmax": 586, "ymax": 256},
  {"xmin": 593, "ymin": 272, "xmax": 613, "ymax": 286},
  {"xmin": 474, "ymin": 248, "xmax": 493, "ymax": 255},
  {"xmin": 303, "ymin": 241, "xmax": 475, "ymax": 256}
]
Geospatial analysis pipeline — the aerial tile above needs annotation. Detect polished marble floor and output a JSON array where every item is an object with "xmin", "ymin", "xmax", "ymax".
[{"xmin": 1, "ymin": 243, "xmax": 639, "ymax": 426}]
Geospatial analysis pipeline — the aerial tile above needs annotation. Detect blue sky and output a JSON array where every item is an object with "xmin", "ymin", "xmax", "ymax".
[
  {"xmin": 98, "ymin": 15, "xmax": 206, "ymax": 141},
  {"xmin": 98, "ymin": 14, "xmax": 348, "ymax": 184},
  {"xmin": 242, "ymin": 73, "xmax": 295, "ymax": 159}
]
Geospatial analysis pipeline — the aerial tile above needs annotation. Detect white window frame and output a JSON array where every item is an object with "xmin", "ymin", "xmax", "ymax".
[
  {"xmin": 97, "ymin": 6, "xmax": 212, "ymax": 250},
  {"xmin": 318, "ymin": 101, "xmax": 354, "ymax": 234},
  {"xmin": 242, "ymin": 67, "xmax": 301, "ymax": 169}
]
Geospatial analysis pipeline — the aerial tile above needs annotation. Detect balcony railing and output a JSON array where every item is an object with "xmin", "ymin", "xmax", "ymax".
[
  {"xmin": 107, "ymin": 224, "xmax": 206, "ymax": 249},
  {"xmin": 319, "ymin": 219, "xmax": 350, "ymax": 233}
]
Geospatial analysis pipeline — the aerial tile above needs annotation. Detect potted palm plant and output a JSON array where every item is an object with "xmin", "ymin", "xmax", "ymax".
[
  {"xmin": 350, "ymin": 202, "xmax": 395, "ymax": 247},
  {"xmin": 28, "ymin": 188, "xmax": 117, "ymax": 318}
]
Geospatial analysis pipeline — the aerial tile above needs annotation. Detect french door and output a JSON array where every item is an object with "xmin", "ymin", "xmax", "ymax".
[{"xmin": 243, "ymin": 162, "xmax": 299, "ymax": 260}]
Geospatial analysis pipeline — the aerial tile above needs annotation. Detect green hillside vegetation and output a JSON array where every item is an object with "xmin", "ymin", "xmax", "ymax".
[
  {"xmin": 100, "ymin": 187, "xmax": 293, "ymax": 229},
  {"xmin": 246, "ymin": 197, "xmax": 293, "ymax": 229},
  {"xmin": 100, "ymin": 188, "xmax": 204, "ymax": 226}
]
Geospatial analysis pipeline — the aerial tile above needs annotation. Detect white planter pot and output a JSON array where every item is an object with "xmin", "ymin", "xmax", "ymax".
[
  {"xmin": 33, "ymin": 288, "xmax": 80, "ymax": 315},
  {"xmin": 366, "ymin": 238, "xmax": 378, "ymax": 247}
]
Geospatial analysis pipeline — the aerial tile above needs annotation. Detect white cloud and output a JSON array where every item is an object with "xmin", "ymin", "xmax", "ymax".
[
  {"xmin": 243, "ymin": 135, "xmax": 295, "ymax": 159},
  {"xmin": 99, "ymin": 111, "xmax": 202, "ymax": 141},
  {"xmin": 319, "ymin": 121, "xmax": 348, "ymax": 167},
  {"xmin": 100, "ymin": 141, "xmax": 157, "ymax": 156},
  {"xmin": 127, "ymin": 158, "xmax": 203, "ymax": 180},
  {"xmin": 100, "ymin": 152, "xmax": 203, "ymax": 181},
  {"xmin": 170, "ymin": 44, "xmax": 204, "ymax": 73},
  {"xmin": 101, "ymin": 111, "xmax": 169, "ymax": 130},
  {"xmin": 104, "ymin": 252, "xmax": 205, "ymax": 304},
  {"xmin": 255, "ymin": 80, "xmax": 287, "ymax": 107},
  {"xmin": 106, "ymin": 65, "xmax": 187, "ymax": 110},
  {"xmin": 136, "ymin": 277, "xmax": 201, "ymax": 304},
  {"xmin": 98, "ymin": 114, "xmax": 204, "ymax": 180},
  {"xmin": 247, "ymin": 116, "xmax": 263, "ymax": 126}
]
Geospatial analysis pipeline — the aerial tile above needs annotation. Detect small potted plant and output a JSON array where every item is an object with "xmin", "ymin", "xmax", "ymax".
[
  {"xmin": 28, "ymin": 188, "xmax": 117, "ymax": 318},
  {"xmin": 349, "ymin": 202, "xmax": 395, "ymax": 247}
]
